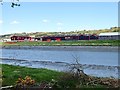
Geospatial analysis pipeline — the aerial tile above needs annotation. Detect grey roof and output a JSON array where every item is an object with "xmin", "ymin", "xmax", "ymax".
[{"xmin": 99, "ymin": 32, "xmax": 119, "ymax": 36}]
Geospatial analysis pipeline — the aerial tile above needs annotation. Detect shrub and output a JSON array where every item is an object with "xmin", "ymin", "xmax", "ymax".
[{"xmin": 16, "ymin": 76, "xmax": 35, "ymax": 87}]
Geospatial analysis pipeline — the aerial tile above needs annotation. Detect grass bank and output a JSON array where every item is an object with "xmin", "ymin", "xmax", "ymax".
[
  {"xmin": 1, "ymin": 64, "xmax": 119, "ymax": 89},
  {"xmin": 1, "ymin": 64, "xmax": 63, "ymax": 86},
  {"xmin": 1, "ymin": 40, "xmax": 120, "ymax": 46}
]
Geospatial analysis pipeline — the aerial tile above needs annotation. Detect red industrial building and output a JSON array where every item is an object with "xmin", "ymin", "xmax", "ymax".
[
  {"xmin": 35, "ymin": 34, "xmax": 98, "ymax": 42},
  {"xmin": 11, "ymin": 35, "xmax": 32, "ymax": 41},
  {"xmin": 11, "ymin": 34, "xmax": 99, "ymax": 42},
  {"xmin": 10, "ymin": 32, "xmax": 119, "ymax": 42}
]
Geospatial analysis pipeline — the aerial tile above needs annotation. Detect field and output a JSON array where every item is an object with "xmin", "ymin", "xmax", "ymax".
[
  {"xmin": 1, "ymin": 64, "xmax": 63, "ymax": 86},
  {"xmin": 1, "ymin": 40, "xmax": 120, "ymax": 46}
]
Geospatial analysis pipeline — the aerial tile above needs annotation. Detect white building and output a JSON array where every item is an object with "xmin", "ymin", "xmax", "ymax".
[
  {"xmin": 2, "ymin": 39, "xmax": 11, "ymax": 42},
  {"xmin": 99, "ymin": 32, "xmax": 119, "ymax": 40}
]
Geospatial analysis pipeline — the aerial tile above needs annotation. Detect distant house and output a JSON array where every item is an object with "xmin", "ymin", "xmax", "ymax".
[
  {"xmin": 11, "ymin": 35, "xmax": 32, "ymax": 41},
  {"xmin": 99, "ymin": 32, "xmax": 119, "ymax": 40}
]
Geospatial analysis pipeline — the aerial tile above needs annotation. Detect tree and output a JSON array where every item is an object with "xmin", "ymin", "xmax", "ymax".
[
  {"xmin": 0, "ymin": 0, "xmax": 20, "ymax": 8},
  {"xmin": 67, "ymin": 54, "xmax": 85, "ymax": 78}
]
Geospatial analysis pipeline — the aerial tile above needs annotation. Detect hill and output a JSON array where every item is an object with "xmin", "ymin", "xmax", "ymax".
[{"xmin": 0, "ymin": 27, "xmax": 119, "ymax": 39}]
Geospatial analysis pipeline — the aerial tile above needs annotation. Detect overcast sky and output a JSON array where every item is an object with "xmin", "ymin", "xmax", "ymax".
[{"xmin": 0, "ymin": 1, "xmax": 118, "ymax": 35}]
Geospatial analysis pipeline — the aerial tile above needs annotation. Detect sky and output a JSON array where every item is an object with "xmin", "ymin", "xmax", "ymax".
[{"xmin": 0, "ymin": 1, "xmax": 118, "ymax": 35}]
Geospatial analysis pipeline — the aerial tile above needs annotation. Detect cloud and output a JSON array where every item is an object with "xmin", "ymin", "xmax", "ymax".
[
  {"xmin": 42, "ymin": 19, "xmax": 49, "ymax": 23},
  {"xmin": 57, "ymin": 22, "xmax": 63, "ymax": 25},
  {"xmin": 10, "ymin": 20, "xmax": 20, "ymax": 24},
  {"xmin": 0, "ymin": 20, "xmax": 3, "ymax": 24}
]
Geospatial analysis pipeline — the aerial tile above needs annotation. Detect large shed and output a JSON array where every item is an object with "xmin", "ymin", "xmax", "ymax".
[
  {"xmin": 36, "ymin": 34, "xmax": 98, "ymax": 42},
  {"xmin": 99, "ymin": 32, "xmax": 119, "ymax": 40},
  {"xmin": 11, "ymin": 35, "xmax": 32, "ymax": 41}
]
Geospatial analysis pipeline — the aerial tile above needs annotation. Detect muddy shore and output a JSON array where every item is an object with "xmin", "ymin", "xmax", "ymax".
[{"xmin": 0, "ymin": 46, "xmax": 119, "ymax": 52}]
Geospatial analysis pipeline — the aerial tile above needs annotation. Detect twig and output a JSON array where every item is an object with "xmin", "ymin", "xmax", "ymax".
[{"xmin": 1, "ymin": 85, "xmax": 13, "ymax": 89}]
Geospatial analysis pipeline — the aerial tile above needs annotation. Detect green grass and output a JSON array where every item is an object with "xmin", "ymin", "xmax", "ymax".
[
  {"xmin": 1, "ymin": 64, "xmax": 119, "ymax": 89},
  {"xmin": 1, "ymin": 64, "xmax": 63, "ymax": 86},
  {"xmin": 1, "ymin": 40, "xmax": 120, "ymax": 46}
]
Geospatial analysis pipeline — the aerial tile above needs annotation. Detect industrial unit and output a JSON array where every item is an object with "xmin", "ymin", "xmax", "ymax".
[{"xmin": 10, "ymin": 32, "xmax": 119, "ymax": 42}]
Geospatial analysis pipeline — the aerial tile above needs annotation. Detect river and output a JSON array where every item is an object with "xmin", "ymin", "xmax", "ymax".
[{"xmin": 0, "ymin": 46, "xmax": 119, "ymax": 78}]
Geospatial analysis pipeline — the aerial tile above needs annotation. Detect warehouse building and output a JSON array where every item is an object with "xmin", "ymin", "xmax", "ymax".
[{"xmin": 99, "ymin": 32, "xmax": 119, "ymax": 40}]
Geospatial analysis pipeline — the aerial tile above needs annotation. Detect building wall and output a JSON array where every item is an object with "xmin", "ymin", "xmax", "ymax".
[
  {"xmin": 11, "ymin": 36, "xmax": 32, "ymax": 41},
  {"xmin": 40, "ymin": 35, "xmax": 98, "ymax": 41},
  {"xmin": 99, "ymin": 35, "xmax": 119, "ymax": 40},
  {"xmin": 98, "ymin": 32, "xmax": 119, "ymax": 40}
]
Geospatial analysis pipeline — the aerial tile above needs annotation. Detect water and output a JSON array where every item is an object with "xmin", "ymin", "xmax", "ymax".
[{"xmin": 0, "ymin": 46, "xmax": 119, "ymax": 78}]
